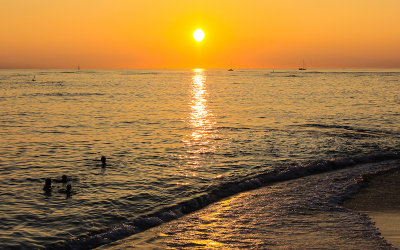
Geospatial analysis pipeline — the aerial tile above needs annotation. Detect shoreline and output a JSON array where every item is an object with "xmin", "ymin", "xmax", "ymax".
[
  {"xmin": 54, "ymin": 155, "xmax": 400, "ymax": 249},
  {"xmin": 99, "ymin": 161, "xmax": 399, "ymax": 249},
  {"xmin": 51, "ymin": 156, "xmax": 400, "ymax": 249},
  {"xmin": 343, "ymin": 167, "xmax": 400, "ymax": 248}
]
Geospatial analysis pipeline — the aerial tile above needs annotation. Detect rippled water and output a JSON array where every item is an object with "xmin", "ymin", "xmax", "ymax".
[
  {"xmin": 102, "ymin": 160, "xmax": 400, "ymax": 249},
  {"xmin": 0, "ymin": 69, "xmax": 399, "ymax": 248}
]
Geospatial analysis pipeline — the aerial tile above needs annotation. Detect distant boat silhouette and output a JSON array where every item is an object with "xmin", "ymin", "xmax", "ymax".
[
  {"xmin": 32, "ymin": 75, "xmax": 36, "ymax": 81},
  {"xmin": 228, "ymin": 61, "xmax": 234, "ymax": 71},
  {"xmin": 298, "ymin": 60, "xmax": 306, "ymax": 70}
]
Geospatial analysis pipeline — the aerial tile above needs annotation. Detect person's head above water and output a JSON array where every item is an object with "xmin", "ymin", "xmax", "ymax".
[
  {"xmin": 61, "ymin": 175, "xmax": 68, "ymax": 183},
  {"xmin": 45, "ymin": 178, "xmax": 51, "ymax": 186},
  {"xmin": 101, "ymin": 156, "xmax": 106, "ymax": 165},
  {"xmin": 66, "ymin": 184, "xmax": 72, "ymax": 194},
  {"xmin": 43, "ymin": 178, "xmax": 52, "ymax": 192}
]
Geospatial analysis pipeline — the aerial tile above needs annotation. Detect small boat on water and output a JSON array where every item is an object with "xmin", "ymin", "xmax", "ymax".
[
  {"xmin": 228, "ymin": 60, "xmax": 234, "ymax": 71},
  {"xmin": 32, "ymin": 75, "xmax": 36, "ymax": 81},
  {"xmin": 298, "ymin": 60, "xmax": 306, "ymax": 70}
]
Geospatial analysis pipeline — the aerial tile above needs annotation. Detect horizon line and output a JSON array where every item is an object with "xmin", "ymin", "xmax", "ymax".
[{"xmin": 1, "ymin": 67, "xmax": 400, "ymax": 70}]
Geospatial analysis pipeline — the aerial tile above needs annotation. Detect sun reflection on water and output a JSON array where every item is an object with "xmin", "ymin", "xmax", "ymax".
[
  {"xmin": 178, "ymin": 69, "xmax": 218, "ymax": 179},
  {"xmin": 185, "ymin": 69, "xmax": 216, "ymax": 153}
]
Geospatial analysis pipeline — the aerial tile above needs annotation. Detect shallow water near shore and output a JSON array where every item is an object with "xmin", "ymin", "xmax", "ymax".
[
  {"xmin": 0, "ymin": 69, "xmax": 399, "ymax": 248},
  {"xmin": 101, "ymin": 160, "xmax": 400, "ymax": 249}
]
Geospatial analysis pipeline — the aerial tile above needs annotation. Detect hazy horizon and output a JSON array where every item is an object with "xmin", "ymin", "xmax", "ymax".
[{"xmin": 1, "ymin": 67, "xmax": 400, "ymax": 70}]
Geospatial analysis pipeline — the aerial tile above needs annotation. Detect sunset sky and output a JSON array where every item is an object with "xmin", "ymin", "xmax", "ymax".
[{"xmin": 1, "ymin": 0, "xmax": 399, "ymax": 69}]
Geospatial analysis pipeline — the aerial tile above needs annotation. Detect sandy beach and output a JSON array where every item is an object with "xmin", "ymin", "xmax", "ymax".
[{"xmin": 344, "ymin": 168, "xmax": 400, "ymax": 248}]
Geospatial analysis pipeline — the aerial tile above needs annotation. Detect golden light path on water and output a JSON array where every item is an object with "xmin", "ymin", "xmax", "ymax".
[{"xmin": 179, "ymin": 69, "xmax": 218, "ymax": 184}]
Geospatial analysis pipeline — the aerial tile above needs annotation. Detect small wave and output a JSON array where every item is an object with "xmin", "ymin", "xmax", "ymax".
[
  {"xmin": 120, "ymin": 72, "xmax": 160, "ymax": 75},
  {"xmin": 24, "ymin": 92, "xmax": 105, "ymax": 97},
  {"xmin": 265, "ymin": 73, "xmax": 307, "ymax": 78},
  {"xmin": 51, "ymin": 151, "xmax": 400, "ymax": 250},
  {"xmin": 216, "ymin": 126, "xmax": 251, "ymax": 131},
  {"xmin": 298, "ymin": 123, "xmax": 397, "ymax": 135},
  {"xmin": 35, "ymin": 130, "xmax": 65, "ymax": 134},
  {"xmin": 41, "ymin": 81, "xmax": 65, "ymax": 84},
  {"xmin": 8, "ymin": 73, "xmax": 30, "ymax": 77},
  {"xmin": 120, "ymin": 121, "xmax": 138, "ymax": 124},
  {"xmin": 303, "ymin": 71, "xmax": 400, "ymax": 76}
]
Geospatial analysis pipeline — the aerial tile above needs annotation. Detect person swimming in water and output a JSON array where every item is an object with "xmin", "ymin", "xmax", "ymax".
[
  {"xmin": 101, "ymin": 156, "xmax": 106, "ymax": 167},
  {"xmin": 65, "ymin": 184, "xmax": 72, "ymax": 197},
  {"xmin": 53, "ymin": 175, "xmax": 68, "ymax": 183},
  {"xmin": 43, "ymin": 178, "xmax": 52, "ymax": 194},
  {"xmin": 58, "ymin": 184, "xmax": 73, "ymax": 197}
]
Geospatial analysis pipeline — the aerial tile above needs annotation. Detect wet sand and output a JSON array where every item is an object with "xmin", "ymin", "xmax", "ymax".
[{"xmin": 344, "ymin": 168, "xmax": 400, "ymax": 248}]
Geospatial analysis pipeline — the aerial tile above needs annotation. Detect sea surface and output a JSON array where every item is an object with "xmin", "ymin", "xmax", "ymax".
[{"xmin": 0, "ymin": 69, "xmax": 399, "ymax": 249}]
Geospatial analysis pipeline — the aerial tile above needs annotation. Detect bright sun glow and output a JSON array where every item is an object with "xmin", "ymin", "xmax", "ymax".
[{"xmin": 193, "ymin": 28, "xmax": 205, "ymax": 42}]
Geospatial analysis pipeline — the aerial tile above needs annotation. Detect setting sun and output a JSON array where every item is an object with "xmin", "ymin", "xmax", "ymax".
[{"xmin": 193, "ymin": 28, "xmax": 205, "ymax": 42}]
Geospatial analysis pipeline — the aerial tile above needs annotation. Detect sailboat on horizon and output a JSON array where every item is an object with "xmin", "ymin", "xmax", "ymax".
[
  {"xmin": 228, "ymin": 60, "xmax": 234, "ymax": 71},
  {"xmin": 298, "ymin": 59, "xmax": 306, "ymax": 70}
]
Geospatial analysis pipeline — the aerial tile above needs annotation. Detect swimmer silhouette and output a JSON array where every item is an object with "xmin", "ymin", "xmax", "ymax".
[
  {"xmin": 66, "ymin": 184, "xmax": 72, "ymax": 196},
  {"xmin": 43, "ymin": 178, "xmax": 52, "ymax": 194},
  {"xmin": 58, "ymin": 184, "xmax": 73, "ymax": 197},
  {"xmin": 101, "ymin": 156, "xmax": 106, "ymax": 167},
  {"xmin": 54, "ymin": 175, "xmax": 68, "ymax": 183}
]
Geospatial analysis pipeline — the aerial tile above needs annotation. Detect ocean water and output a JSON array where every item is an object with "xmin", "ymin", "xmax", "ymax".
[{"xmin": 0, "ymin": 69, "xmax": 399, "ymax": 249}]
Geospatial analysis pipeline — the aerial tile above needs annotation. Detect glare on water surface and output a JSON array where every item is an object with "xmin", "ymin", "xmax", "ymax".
[{"xmin": 178, "ymin": 69, "xmax": 219, "ymax": 179}]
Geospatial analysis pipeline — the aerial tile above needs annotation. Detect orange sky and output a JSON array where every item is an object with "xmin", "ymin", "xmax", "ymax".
[{"xmin": 1, "ymin": 0, "xmax": 399, "ymax": 69}]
